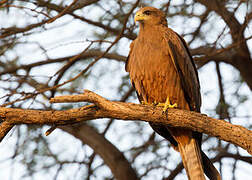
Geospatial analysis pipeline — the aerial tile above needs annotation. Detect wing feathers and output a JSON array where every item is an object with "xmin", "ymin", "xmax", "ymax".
[{"xmin": 165, "ymin": 30, "xmax": 201, "ymax": 112}]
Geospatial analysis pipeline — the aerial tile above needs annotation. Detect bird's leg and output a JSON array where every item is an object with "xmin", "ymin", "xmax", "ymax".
[{"xmin": 157, "ymin": 97, "xmax": 177, "ymax": 112}]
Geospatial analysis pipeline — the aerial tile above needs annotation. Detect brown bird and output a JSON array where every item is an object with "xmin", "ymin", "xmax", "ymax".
[{"xmin": 126, "ymin": 7, "xmax": 221, "ymax": 180}]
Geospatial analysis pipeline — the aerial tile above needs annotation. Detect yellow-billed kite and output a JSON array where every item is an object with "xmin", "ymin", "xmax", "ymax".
[{"xmin": 126, "ymin": 7, "xmax": 220, "ymax": 180}]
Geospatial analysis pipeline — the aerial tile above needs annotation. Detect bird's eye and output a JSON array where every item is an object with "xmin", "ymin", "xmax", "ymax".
[{"xmin": 143, "ymin": 10, "xmax": 151, "ymax": 15}]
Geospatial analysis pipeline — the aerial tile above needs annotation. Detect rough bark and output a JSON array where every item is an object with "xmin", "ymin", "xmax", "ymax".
[
  {"xmin": 61, "ymin": 125, "xmax": 139, "ymax": 180},
  {"xmin": 0, "ymin": 90, "xmax": 251, "ymax": 155}
]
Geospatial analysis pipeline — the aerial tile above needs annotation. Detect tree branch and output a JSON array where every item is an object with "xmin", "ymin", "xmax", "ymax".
[
  {"xmin": 195, "ymin": 0, "xmax": 252, "ymax": 90},
  {"xmin": 61, "ymin": 125, "xmax": 139, "ymax": 180},
  {"xmin": 0, "ymin": 49, "xmax": 126, "ymax": 76},
  {"xmin": 164, "ymin": 151, "xmax": 252, "ymax": 180},
  {"xmin": 35, "ymin": 0, "xmax": 137, "ymax": 40},
  {"xmin": 0, "ymin": 90, "xmax": 251, "ymax": 154}
]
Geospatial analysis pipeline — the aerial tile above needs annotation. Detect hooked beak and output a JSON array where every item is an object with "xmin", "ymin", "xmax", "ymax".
[{"xmin": 134, "ymin": 11, "xmax": 145, "ymax": 23}]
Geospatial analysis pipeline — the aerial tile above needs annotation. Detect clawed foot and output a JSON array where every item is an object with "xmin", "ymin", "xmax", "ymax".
[
  {"xmin": 156, "ymin": 97, "xmax": 177, "ymax": 112},
  {"xmin": 141, "ymin": 97, "xmax": 177, "ymax": 113}
]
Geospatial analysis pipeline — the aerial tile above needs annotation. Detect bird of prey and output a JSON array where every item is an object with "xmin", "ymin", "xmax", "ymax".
[{"xmin": 126, "ymin": 7, "xmax": 220, "ymax": 180}]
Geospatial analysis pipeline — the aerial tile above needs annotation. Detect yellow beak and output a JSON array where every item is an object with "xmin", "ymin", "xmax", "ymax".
[{"xmin": 134, "ymin": 11, "xmax": 145, "ymax": 23}]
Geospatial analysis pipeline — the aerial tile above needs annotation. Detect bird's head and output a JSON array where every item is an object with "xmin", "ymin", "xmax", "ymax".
[{"xmin": 134, "ymin": 7, "xmax": 167, "ymax": 26}]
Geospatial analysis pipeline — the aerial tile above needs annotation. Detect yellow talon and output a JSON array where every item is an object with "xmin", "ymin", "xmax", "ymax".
[
  {"xmin": 157, "ymin": 97, "xmax": 177, "ymax": 112},
  {"xmin": 142, "ymin": 98, "xmax": 177, "ymax": 112},
  {"xmin": 141, "ymin": 101, "xmax": 157, "ymax": 106}
]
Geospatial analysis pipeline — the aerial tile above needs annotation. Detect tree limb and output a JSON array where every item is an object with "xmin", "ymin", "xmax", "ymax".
[
  {"xmin": 195, "ymin": 0, "xmax": 252, "ymax": 90},
  {"xmin": 61, "ymin": 125, "xmax": 139, "ymax": 180},
  {"xmin": 0, "ymin": 90, "xmax": 251, "ymax": 154},
  {"xmin": 0, "ymin": 49, "xmax": 126, "ymax": 76}
]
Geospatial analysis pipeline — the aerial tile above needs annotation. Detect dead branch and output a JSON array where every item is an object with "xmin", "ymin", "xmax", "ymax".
[{"xmin": 0, "ymin": 90, "xmax": 251, "ymax": 154}]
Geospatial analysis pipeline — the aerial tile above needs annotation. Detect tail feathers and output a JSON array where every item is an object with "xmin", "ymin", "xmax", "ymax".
[
  {"xmin": 178, "ymin": 138, "xmax": 205, "ymax": 180},
  {"xmin": 201, "ymin": 151, "xmax": 221, "ymax": 180}
]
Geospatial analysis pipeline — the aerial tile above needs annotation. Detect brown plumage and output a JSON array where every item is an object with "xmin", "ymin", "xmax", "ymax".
[{"xmin": 126, "ymin": 7, "xmax": 221, "ymax": 180}]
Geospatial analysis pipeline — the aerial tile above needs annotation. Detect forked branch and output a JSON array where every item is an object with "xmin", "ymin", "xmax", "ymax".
[{"xmin": 0, "ymin": 90, "xmax": 251, "ymax": 154}]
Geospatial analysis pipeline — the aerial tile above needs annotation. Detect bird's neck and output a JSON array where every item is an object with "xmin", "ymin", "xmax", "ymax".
[{"xmin": 138, "ymin": 24, "xmax": 165, "ymax": 42}]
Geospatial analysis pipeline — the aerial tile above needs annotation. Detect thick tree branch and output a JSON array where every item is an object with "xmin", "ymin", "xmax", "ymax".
[
  {"xmin": 0, "ymin": 90, "xmax": 251, "ymax": 154},
  {"xmin": 61, "ymin": 125, "xmax": 139, "ymax": 180},
  {"xmin": 0, "ymin": 121, "xmax": 14, "ymax": 141},
  {"xmin": 196, "ymin": 0, "xmax": 252, "ymax": 90}
]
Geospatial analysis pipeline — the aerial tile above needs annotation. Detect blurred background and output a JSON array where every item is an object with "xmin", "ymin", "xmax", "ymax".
[{"xmin": 0, "ymin": 0, "xmax": 251, "ymax": 179}]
